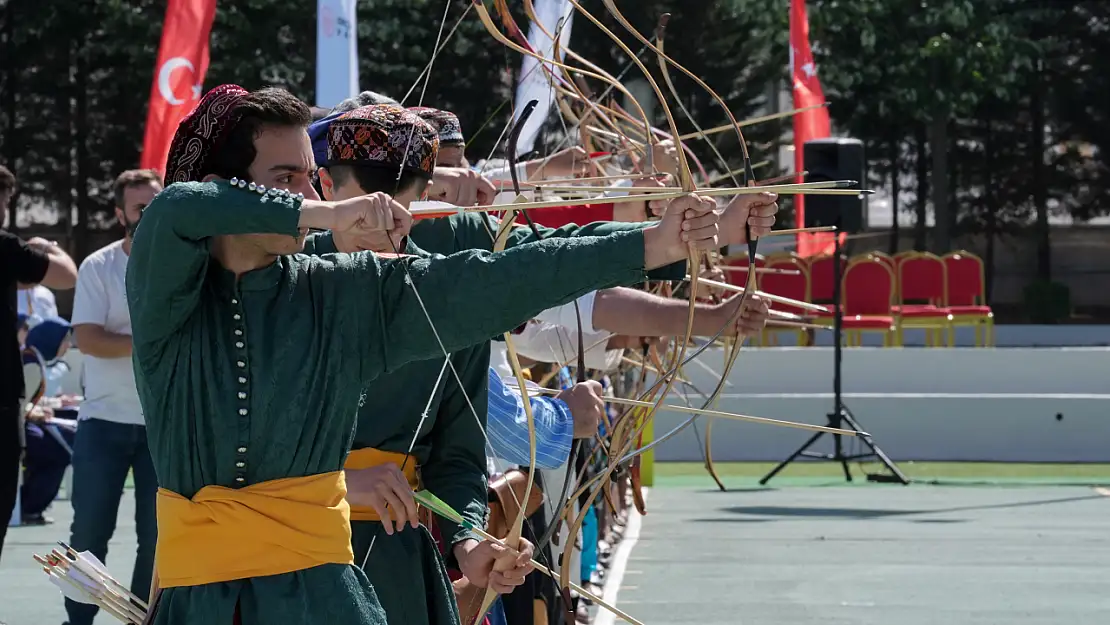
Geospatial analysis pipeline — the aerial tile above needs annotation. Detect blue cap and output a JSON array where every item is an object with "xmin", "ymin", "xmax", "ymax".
[
  {"xmin": 308, "ymin": 111, "xmax": 344, "ymax": 167},
  {"xmin": 25, "ymin": 316, "xmax": 72, "ymax": 363}
]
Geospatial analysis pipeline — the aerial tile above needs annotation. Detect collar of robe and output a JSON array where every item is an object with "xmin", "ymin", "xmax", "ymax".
[{"xmin": 208, "ymin": 257, "xmax": 285, "ymax": 291}]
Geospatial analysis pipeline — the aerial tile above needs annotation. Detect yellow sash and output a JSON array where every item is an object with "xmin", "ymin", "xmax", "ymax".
[
  {"xmin": 155, "ymin": 472, "xmax": 354, "ymax": 588},
  {"xmin": 344, "ymin": 447, "xmax": 420, "ymax": 521}
]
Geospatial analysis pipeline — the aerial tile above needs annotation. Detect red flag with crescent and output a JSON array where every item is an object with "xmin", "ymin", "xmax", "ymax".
[
  {"xmin": 790, "ymin": 0, "xmax": 838, "ymax": 257},
  {"xmin": 140, "ymin": 0, "xmax": 218, "ymax": 174}
]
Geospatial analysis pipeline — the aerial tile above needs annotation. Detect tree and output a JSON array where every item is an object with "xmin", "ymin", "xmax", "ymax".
[{"xmin": 566, "ymin": 0, "xmax": 788, "ymax": 180}]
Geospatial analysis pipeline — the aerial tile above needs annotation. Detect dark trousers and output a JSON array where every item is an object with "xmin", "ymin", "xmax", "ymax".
[
  {"xmin": 0, "ymin": 401, "xmax": 20, "ymax": 564},
  {"xmin": 21, "ymin": 421, "xmax": 76, "ymax": 517},
  {"xmin": 64, "ymin": 418, "xmax": 158, "ymax": 625}
]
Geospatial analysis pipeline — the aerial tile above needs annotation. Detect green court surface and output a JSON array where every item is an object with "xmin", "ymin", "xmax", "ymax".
[
  {"xmin": 4, "ymin": 465, "xmax": 1110, "ymax": 625},
  {"xmin": 604, "ymin": 483, "xmax": 1110, "ymax": 625},
  {"xmin": 653, "ymin": 461, "xmax": 1110, "ymax": 487}
]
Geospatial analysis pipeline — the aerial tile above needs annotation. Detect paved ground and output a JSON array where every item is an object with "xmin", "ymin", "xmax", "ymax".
[
  {"xmin": 4, "ymin": 483, "xmax": 1109, "ymax": 625},
  {"xmin": 612, "ymin": 484, "xmax": 1110, "ymax": 625},
  {"xmin": 2, "ymin": 492, "xmax": 142, "ymax": 625}
]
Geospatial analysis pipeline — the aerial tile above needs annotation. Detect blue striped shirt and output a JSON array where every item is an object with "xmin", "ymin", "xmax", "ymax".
[{"xmin": 486, "ymin": 368, "xmax": 573, "ymax": 470}]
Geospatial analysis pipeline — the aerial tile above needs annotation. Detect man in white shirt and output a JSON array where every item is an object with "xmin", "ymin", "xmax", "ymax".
[{"xmin": 65, "ymin": 169, "xmax": 161, "ymax": 625}]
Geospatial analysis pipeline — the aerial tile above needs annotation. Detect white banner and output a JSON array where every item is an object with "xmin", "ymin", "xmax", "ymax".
[
  {"xmin": 513, "ymin": 0, "xmax": 574, "ymax": 156},
  {"xmin": 316, "ymin": 0, "xmax": 359, "ymax": 108}
]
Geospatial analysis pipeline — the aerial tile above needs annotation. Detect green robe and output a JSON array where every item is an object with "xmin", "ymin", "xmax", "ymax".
[
  {"xmin": 304, "ymin": 211, "xmax": 685, "ymax": 625},
  {"xmin": 126, "ymin": 181, "xmax": 653, "ymax": 625}
]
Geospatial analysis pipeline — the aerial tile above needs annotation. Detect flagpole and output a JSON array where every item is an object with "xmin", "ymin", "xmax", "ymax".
[{"xmin": 316, "ymin": 0, "xmax": 359, "ymax": 108}]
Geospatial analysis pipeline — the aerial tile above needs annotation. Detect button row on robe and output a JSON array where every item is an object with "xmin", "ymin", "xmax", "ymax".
[
  {"xmin": 229, "ymin": 177, "xmax": 305, "ymax": 201},
  {"xmin": 232, "ymin": 295, "xmax": 250, "ymax": 487}
]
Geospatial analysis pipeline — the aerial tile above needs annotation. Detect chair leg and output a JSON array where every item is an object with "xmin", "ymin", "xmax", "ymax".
[
  {"xmin": 974, "ymin": 322, "xmax": 982, "ymax": 347},
  {"xmin": 947, "ymin": 323, "xmax": 955, "ymax": 347},
  {"xmin": 986, "ymin": 317, "xmax": 995, "ymax": 347}
]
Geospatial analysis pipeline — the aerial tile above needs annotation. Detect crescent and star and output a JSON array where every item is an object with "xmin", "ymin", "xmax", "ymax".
[{"xmin": 157, "ymin": 57, "xmax": 202, "ymax": 105}]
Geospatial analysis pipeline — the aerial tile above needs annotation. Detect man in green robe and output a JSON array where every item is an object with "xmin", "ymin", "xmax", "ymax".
[
  {"xmin": 303, "ymin": 103, "xmax": 681, "ymax": 625},
  {"xmin": 304, "ymin": 104, "xmax": 776, "ymax": 625},
  {"xmin": 128, "ymin": 85, "xmax": 723, "ymax": 625}
]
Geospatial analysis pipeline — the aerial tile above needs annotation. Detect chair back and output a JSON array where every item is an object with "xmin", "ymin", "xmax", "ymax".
[
  {"xmin": 807, "ymin": 254, "xmax": 845, "ymax": 303},
  {"xmin": 893, "ymin": 250, "xmax": 916, "ymax": 265},
  {"xmin": 763, "ymin": 251, "xmax": 800, "ymax": 268},
  {"xmin": 942, "ymin": 251, "xmax": 986, "ymax": 306},
  {"xmin": 761, "ymin": 256, "xmax": 810, "ymax": 315},
  {"xmin": 722, "ymin": 252, "xmax": 765, "ymax": 288},
  {"xmin": 868, "ymin": 251, "xmax": 896, "ymax": 270},
  {"xmin": 842, "ymin": 256, "xmax": 895, "ymax": 316},
  {"xmin": 898, "ymin": 251, "xmax": 946, "ymax": 305}
]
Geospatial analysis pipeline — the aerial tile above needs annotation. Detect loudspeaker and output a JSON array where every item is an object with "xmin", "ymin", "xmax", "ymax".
[{"xmin": 802, "ymin": 138, "xmax": 866, "ymax": 233}]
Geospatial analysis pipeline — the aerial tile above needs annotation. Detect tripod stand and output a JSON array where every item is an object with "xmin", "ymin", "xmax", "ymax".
[{"xmin": 760, "ymin": 218, "xmax": 909, "ymax": 485}]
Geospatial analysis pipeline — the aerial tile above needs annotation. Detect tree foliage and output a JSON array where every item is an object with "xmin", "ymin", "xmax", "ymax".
[
  {"xmin": 1, "ymin": 0, "xmax": 1106, "ymax": 282},
  {"xmin": 809, "ymin": 0, "xmax": 1108, "ymax": 279}
]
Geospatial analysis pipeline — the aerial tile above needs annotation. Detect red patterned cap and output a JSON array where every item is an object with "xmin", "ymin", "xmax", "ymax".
[{"xmin": 164, "ymin": 84, "xmax": 249, "ymax": 185}]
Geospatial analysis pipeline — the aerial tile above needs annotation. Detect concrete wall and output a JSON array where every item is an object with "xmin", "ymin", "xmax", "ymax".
[
  {"xmin": 652, "ymin": 347, "xmax": 1110, "ymax": 463},
  {"xmin": 50, "ymin": 346, "xmax": 1110, "ymax": 463}
]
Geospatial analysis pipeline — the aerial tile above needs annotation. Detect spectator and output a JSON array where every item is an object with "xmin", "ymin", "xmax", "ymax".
[
  {"xmin": 1, "ymin": 163, "xmax": 79, "ymax": 563},
  {"xmin": 20, "ymin": 317, "xmax": 78, "ymax": 525},
  {"xmin": 65, "ymin": 169, "xmax": 161, "ymax": 625}
]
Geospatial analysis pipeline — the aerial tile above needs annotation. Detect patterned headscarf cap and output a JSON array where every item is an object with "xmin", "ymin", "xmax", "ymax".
[
  {"xmin": 164, "ymin": 84, "xmax": 250, "ymax": 186},
  {"xmin": 408, "ymin": 107, "xmax": 465, "ymax": 146},
  {"xmin": 326, "ymin": 105, "xmax": 439, "ymax": 177},
  {"xmin": 333, "ymin": 90, "xmax": 400, "ymax": 114}
]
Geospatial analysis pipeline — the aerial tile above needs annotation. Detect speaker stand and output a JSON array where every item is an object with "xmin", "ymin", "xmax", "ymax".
[{"xmin": 759, "ymin": 216, "xmax": 908, "ymax": 485}]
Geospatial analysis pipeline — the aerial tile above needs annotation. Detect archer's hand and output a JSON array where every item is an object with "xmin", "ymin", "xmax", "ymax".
[
  {"xmin": 642, "ymin": 194, "xmax": 720, "ymax": 269},
  {"xmin": 458, "ymin": 537, "xmax": 536, "ymax": 594},
  {"xmin": 430, "ymin": 167, "xmax": 497, "ymax": 206},
  {"xmin": 556, "ymin": 380, "xmax": 605, "ymax": 439},
  {"xmin": 304, "ymin": 192, "xmax": 412, "ymax": 250},
  {"xmin": 721, "ymin": 192, "xmax": 778, "ymax": 245},
  {"xmin": 613, "ymin": 174, "xmax": 671, "ymax": 223},
  {"xmin": 532, "ymin": 146, "xmax": 589, "ymax": 179},
  {"xmin": 714, "ymin": 293, "xmax": 771, "ymax": 338},
  {"xmin": 344, "ymin": 463, "xmax": 420, "ymax": 535},
  {"xmin": 651, "ymin": 139, "xmax": 680, "ymax": 177},
  {"xmin": 698, "ymin": 265, "xmax": 728, "ymax": 300}
]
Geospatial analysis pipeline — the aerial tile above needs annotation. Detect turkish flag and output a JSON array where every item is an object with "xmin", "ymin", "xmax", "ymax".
[
  {"xmin": 790, "ymin": 0, "xmax": 839, "ymax": 257},
  {"xmin": 140, "ymin": 0, "xmax": 218, "ymax": 174}
]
